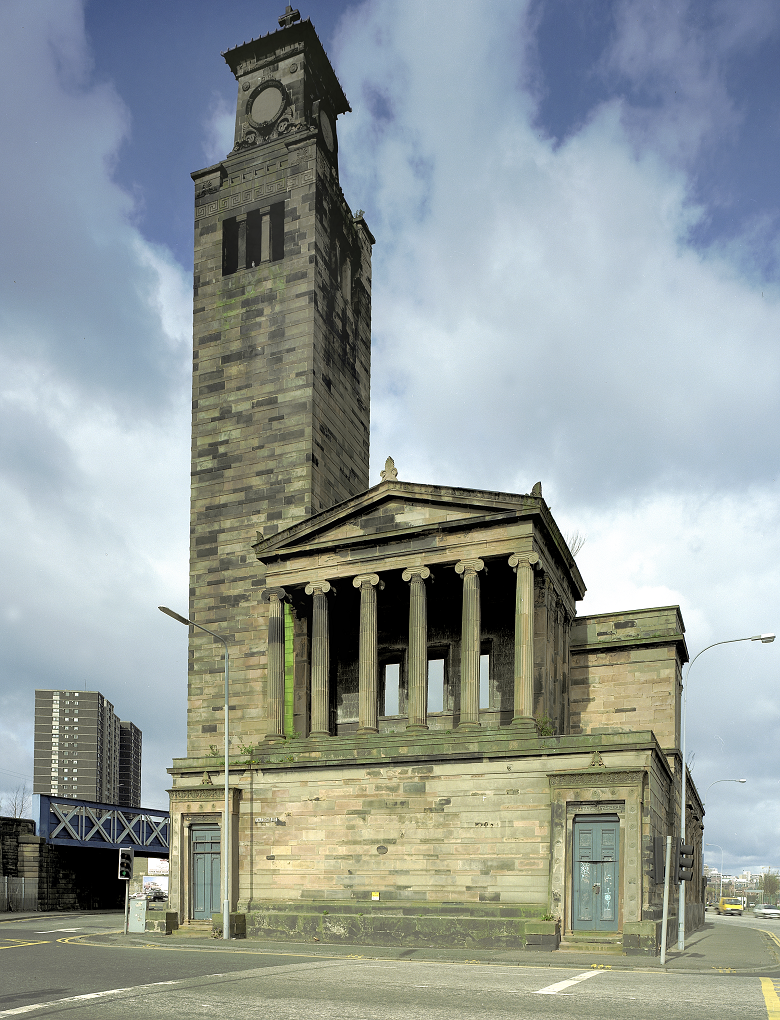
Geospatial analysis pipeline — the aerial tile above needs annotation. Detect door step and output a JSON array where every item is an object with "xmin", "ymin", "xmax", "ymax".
[
  {"xmin": 169, "ymin": 920, "xmax": 212, "ymax": 938},
  {"xmin": 560, "ymin": 933, "xmax": 623, "ymax": 954}
]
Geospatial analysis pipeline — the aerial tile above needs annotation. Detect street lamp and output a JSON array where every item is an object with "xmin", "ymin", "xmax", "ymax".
[
  {"xmin": 159, "ymin": 606, "xmax": 231, "ymax": 942},
  {"xmin": 704, "ymin": 778, "xmax": 746, "ymax": 812},
  {"xmin": 706, "ymin": 842, "xmax": 724, "ymax": 902},
  {"xmin": 678, "ymin": 633, "xmax": 774, "ymax": 951}
]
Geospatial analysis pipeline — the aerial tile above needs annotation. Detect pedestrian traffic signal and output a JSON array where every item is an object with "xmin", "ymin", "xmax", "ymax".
[
  {"xmin": 677, "ymin": 841, "xmax": 694, "ymax": 883},
  {"xmin": 118, "ymin": 847, "xmax": 134, "ymax": 880}
]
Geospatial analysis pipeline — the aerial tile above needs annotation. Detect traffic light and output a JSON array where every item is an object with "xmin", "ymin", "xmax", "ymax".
[
  {"xmin": 677, "ymin": 841, "xmax": 694, "ymax": 883},
  {"xmin": 118, "ymin": 847, "xmax": 134, "ymax": 880}
]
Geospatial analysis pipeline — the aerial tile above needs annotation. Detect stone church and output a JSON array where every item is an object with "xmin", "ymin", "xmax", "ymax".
[{"xmin": 167, "ymin": 7, "xmax": 704, "ymax": 953}]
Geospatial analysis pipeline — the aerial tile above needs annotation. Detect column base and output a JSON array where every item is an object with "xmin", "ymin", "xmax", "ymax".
[
  {"xmin": 510, "ymin": 716, "xmax": 538, "ymax": 735},
  {"xmin": 456, "ymin": 721, "xmax": 481, "ymax": 731},
  {"xmin": 405, "ymin": 723, "xmax": 429, "ymax": 733},
  {"xmin": 308, "ymin": 730, "xmax": 332, "ymax": 738},
  {"xmin": 356, "ymin": 726, "xmax": 379, "ymax": 735},
  {"xmin": 263, "ymin": 733, "xmax": 286, "ymax": 743}
]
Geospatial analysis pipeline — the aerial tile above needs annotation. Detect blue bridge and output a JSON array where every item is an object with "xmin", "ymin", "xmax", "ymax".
[{"xmin": 37, "ymin": 795, "xmax": 169, "ymax": 856}]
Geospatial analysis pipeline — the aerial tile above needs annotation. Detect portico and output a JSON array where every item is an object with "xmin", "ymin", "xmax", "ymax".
[{"xmin": 254, "ymin": 473, "xmax": 581, "ymax": 739}]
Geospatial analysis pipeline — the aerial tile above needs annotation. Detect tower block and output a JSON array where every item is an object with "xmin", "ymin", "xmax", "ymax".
[{"xmin": 187, "ymin": 15, "xmax": 373, "ymax": 754}]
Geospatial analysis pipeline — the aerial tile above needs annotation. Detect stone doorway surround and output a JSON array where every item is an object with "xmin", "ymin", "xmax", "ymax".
[
  {"xmin": 168, "ymin": 787, "xmax": 240, "ymax": 924},
  {"xmin": 548, "ymin": 767, "xmax": 646, "ymax": 938}
]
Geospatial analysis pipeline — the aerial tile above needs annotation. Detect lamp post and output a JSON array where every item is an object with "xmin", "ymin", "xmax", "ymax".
[
  {"xmin": 160, "ymin": 606, "xmax": 231, "ymax": 942},
  {"xmin": 706, "ymin": 842, "xmax": 724, "ymax": 902},
  {"xmin": 703, "ymin": 778, "xmax": 746, "ymax": 812},
  {"xmin": 677, "ymin": 633, "xmax": 774, "ymax": 951}
]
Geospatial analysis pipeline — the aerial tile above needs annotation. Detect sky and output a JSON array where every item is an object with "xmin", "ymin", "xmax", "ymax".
[{"xmin": 0, "ymin": 0, "xmax": 778, "ymax": 877}]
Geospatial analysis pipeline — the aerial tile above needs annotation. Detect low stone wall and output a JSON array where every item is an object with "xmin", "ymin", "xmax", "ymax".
[
  {"xmin": 240, "ymin": 901, "xmax": 560, "ymax": 951},
  {"xmin": 146, "ymin": 912, "xmax": 179, "ymax": 935},
  {"xmin": 622, "ymin": 920, "xmax": 660, "ymax": 955}
]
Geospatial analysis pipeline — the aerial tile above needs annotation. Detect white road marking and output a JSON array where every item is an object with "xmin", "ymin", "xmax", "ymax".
[
  {"xmin": 0, "ymin": 975, "xmax": 229, "ymax": 1016},
  {"xmin": 34, "ymin": 928, "xmax": 82, "ymax": 933},
  {"xmin": 535, "ymin": 970, "xmax": 605, "ymax": 995}
]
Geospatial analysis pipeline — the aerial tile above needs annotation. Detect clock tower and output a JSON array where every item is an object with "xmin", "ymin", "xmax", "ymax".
[{"xmin": 186, "ymin": 8, "xmax": 374, "ymax": 754}]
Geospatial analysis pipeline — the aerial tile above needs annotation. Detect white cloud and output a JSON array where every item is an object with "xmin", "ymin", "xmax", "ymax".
[
  {"xmin": 202, "ymin": 91, "xmax": 236, "ymax": 166},
  {"xmin": 333, "ymin": 0, "xmax": 780, "ymax": 868},
  {"xmin": 0, "ymin": 0, "xmax": 191, "ymax": 810},
  {"xmin": 1, "ymin": 0, "xmax": 777, "ymax": 865},
  {"xmin": 335, "ymin": 2, "xmax": 780, "ymax": 503}
]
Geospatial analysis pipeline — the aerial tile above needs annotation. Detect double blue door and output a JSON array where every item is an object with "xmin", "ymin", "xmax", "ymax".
[
  {"xmin": 573, "ymin": 816, "xmax": 619, "ymax": 931},
  {"xmin": 192, "ymin": 825, "xmax": 221, "ymax": 919}
]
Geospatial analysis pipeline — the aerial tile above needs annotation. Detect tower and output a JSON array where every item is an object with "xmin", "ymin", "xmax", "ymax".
[{"xmin": 186, "ymin": 9, "xmax": 374, "ymax": 754}]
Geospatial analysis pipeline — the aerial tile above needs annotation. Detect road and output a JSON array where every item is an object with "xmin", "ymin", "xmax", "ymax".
[{"xmin": 0, "ymin": 911, "xmax": 779, "ymax": 1018}]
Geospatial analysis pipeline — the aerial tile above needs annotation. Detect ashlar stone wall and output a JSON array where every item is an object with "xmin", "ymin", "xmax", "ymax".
[{"xmin": 569, "ymin": 607, "xmax": 685, "ymax": 749}]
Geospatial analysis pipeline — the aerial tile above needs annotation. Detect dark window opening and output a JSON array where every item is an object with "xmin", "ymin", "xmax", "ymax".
[
  {"xmin": 222, "ymin": 201, "xmax": 284, "ymax": 276},
  {"xmin": 222, "ymin": 217, "xmax": 239, "ymax": 275}
]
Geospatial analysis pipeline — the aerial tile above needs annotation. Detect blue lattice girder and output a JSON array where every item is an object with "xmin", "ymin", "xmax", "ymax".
[{"xmin": 38, "ymin": 795, "xmax": 169, "ymax": 855}]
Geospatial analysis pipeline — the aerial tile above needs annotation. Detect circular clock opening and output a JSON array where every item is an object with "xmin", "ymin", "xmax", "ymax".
[{"xmin": 251, "ymin": 85, "xmax": 285, "ymax": 126}]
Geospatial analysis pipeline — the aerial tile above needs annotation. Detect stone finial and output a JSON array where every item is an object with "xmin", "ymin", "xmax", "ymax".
[
  {"xmin": 589, "ymin": 751, "xmax": 606, "ymax": 768},
  {"xmin": 200, "ymin": 771, "xmax": 213, "ymax": 785},
  {"xmin": 278, "ymin": 5, "xmax": 301, "ymax": 28},
  {"xmin": 380, "ymin": 456, "xmax": 398, "ymax": 482},
  {"xmin": 531, "ymin": 481, "xmax": 542, "ymax": 497}
]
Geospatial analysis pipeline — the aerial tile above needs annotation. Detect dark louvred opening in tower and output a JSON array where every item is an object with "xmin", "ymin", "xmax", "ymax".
[{"xmin": 222, "ymin": 201, "xmax": 285, "ymax": 275}]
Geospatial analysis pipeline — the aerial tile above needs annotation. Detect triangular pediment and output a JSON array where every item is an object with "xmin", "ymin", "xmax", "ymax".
[{"xmin": 253, "ymin": 480, "xmax": 541, "ymax": 562}]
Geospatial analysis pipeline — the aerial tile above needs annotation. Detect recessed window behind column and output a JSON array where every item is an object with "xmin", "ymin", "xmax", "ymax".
[
  {"xmin": 427, "ymin": 658, "xmax": 444, "ymax": 713},
  {"xmin": 479, "ymin": 653, "xmax": 490, "ymax": 709},
  {"xmin": 383, "ymin": 663, "xmax": 400, "ymax": 716}
]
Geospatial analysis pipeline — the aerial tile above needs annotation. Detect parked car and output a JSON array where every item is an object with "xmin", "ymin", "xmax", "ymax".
[{"xmin": 754, "ymin": 904, "xmax": 780, "ymax": 919}]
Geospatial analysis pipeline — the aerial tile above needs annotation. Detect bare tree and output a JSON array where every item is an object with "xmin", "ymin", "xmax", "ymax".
[
  {"xmin": 1, "ymin": 783, "xmax": 31, "ymax": 819},
  {"xmin": 563, "ymin": 530, "xmax": 586, "ymax": 557},
  {"xmin": 762, "ymin": 869, "xmax": 779, "ymax": 904}
]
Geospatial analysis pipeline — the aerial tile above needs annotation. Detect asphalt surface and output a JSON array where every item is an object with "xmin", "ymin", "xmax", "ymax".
[{"xmin": 0, "ymin": 910, "xmax": 779, "ymax": 1018}]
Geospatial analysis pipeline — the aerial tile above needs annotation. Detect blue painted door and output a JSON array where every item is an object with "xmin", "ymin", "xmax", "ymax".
[
  {"xmin": 192, "ymin": 825, "xmax": 221, "ymax": 919},
  {"xmin": 573, "ymin": 816, "xmax": 619, "ymax": 931}
]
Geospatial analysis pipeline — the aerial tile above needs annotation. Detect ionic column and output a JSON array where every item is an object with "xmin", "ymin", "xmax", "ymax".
[
  {"xmin": 455, "ymin": 558, "xmax": 484, "ymax": 729},
  {"xmin": 305, "ymin": 580, "xmax": 332, "ymax": 737},
  {"xmin": 353, "ymin": 573, "xmax": 383, "ymax": 734},
  {"xmin": 508, "ymin": 553, "xmax": 539, "ymax": 730},
  {"xmin": 261, "ymin": 587, "xmax": 288, "ymax": 740},
  {"xmin": 402, "ymin": 567, "xmax": 431, "ymax": 731}
]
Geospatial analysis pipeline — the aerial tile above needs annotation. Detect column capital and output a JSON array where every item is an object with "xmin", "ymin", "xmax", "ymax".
[
  {"xmin": 305, "ymin": 579, "xmax": 332, "ymax": 596},
  {"xmin": 260, "ymin": 586, "xmax": 288, "ymax": 603},
  {"xmin": 352, "ymin": 573, "xmax": 383, "ymax": 589},
  {"xmin": 455, "ymin": 558, "xmax": 484, "ymax": 577},
  {"xmin": 508, "ymin": 552, "xmax": 539, "ymax": 570},
  {"xmin": 402, "ymin": 566, "xmax": 431, "ymax": 582}
]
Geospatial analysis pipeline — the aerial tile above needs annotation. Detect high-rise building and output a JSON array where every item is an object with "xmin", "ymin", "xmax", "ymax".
[
  {"xmin": 33, "ymin": 690, "xmax": 141, "ymax": 805},
  {"xmin": 118, "ymin": 721, "xmax": 142, "ymax": 808}
]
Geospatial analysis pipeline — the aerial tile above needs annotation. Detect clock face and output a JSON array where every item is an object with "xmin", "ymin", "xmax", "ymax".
[
  {"xmin": 319, "ymin": 109, "xmax": 335, "ymax": 152},
  {"xmin": 251, "ymin": 84, "xmax": 285, "ymax": 126}
]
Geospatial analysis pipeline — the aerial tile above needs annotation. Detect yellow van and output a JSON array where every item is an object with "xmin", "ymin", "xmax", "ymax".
[{"xmin": 717, "ymin": 897, "xmax": 743, "ymax": 916}]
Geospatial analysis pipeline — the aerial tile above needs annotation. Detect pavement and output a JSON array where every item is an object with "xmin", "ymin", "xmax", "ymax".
[{"xmin": 4, "ymin": 910, "xmax": 777, "ymax": 975}]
